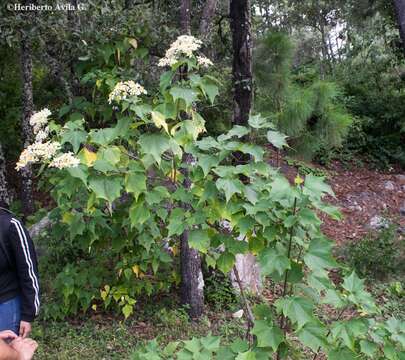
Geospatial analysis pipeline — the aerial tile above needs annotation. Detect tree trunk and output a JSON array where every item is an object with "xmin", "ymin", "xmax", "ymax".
[
  {"xmin": 179, "ymin": 0, "xmax": 205, "ymax": 319},
  {"xmin": 394, "ymin": 0, "xmax": 405, "ymax": 55},
  {"xmin": 180, "ymin": 154, "xmax": 205, "ymax": 319},
  {"xmin": 180, "ymin": 0, "xmax": 192, "ymax": 34},
  {"xmin": 230, "ymin": 0, "xmax": 253, "ymax": 125},
  {"xmin": 20, "ymin": 32, "xmax": 35, "ymax": 217},
  {"xmin": 0, "ymin": 143, "xmax": 10, "ymax": 206},
  {"xmin": 229, "ymin": 0, "xmax": 261, "ymax": 294},
  {"xmin": 199, "ymin": 0, "xmax": 218, "ymax": 42}
]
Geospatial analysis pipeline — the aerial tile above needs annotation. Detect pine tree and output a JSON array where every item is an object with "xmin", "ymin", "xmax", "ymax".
[{"xmin": 254, "ymin": 31, "xmax": 352, "ymax": 160}]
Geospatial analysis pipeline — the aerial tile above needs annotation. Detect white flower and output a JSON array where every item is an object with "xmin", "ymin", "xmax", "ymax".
[
  {"xmin": 197, "ymin": 55, "xmax": 213, "ymax": 68},
  {"xmin": 158, "ymin": 35, "xmax": 203, "ymax": 67},
  {"xmin": 15, "ymin": 141, "xmax": 61, "ymax": 171},
  {"xmin": 29, "ymin": 108, "xmax": 51, "ymax": 134},
  {"xmin": 35, "ymin": 126, "xmax": 50, "ymax": 143},
  {"xmin": 49, "ymin": 152, "xmax": 80, "ymax": 169},
  {"xmin": 108, "ymin": 81, "xmax": 147, "ymax": 104}
]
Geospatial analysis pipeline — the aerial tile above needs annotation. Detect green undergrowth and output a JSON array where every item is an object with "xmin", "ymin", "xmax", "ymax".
[{"xmin": 31, "ymin": 304, "xmax": 246, "ymax": 359}]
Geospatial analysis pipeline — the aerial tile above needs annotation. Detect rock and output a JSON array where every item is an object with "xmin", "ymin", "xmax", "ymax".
[
  {"xmin": 400, "ymin": 205, "xmax": 405, "ymax": 216},
  {"xmin": 368, "ymin": 215, "xmax": 390, "ymax": 230},
  {"xmin": 396, "ymin": 174, "xmax": 405, "ymax": 185},
  {"xmin": 384, "ymin": 181, "xmax": 395, "ymax": 191},
  {"xmin": 348, "ymin": 205, "xmax": 362, "ymax": 212}
]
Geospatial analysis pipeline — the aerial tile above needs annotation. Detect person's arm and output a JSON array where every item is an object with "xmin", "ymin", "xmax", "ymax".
[
  {"xmin": 0, "ymin": 339, "xmax": 19, "ymax": 360},
  {"xmin": 8, "ymin": 218, "xmax": 40, "ymax": 336}
]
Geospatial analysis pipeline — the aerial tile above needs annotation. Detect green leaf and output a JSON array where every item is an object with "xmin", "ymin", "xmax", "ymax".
[
  {"xmin": 188, "ymin": 229, "xmax": 211, "ymax": 253},
  {"xmin": 122, "ymin": 304, "xmax": 133, "ymax": 319},
  {"xmin": 170, "ymin": 86, "xmax": 198, "ymax": 107},
  {"xmin": 99, "ymin": 146, "xmax": 121, "ymax": 165},
  {"xmin": 88, "ymin": 176, "xmax": 122, "ymax": 204},
  {"xmin": 248, "ymin": 114, "xmax": 274, "ymax": 129},
  {"xmin": 236, "ymin": 351, "xmax": 256, "ymax": 360},
  {"xmin": 252, "ymin": 320, "xmax": 284, "ymax": 352},
  {"xmin": 93, "ymin": 160, "xmax": 116, "ymax": 173},
  {"xmin": 360, "ymin": 340, "xmax": 378, "ymax": 357},
  {"xmin": 163, "ymin": 341, "xmax": 180, "ymax": 356},
  {"xmin": 331, "ymin": 319, "xmax": 368, "ymax": 351},
  {"xmin": 201, "ymin": 78, "xmax": 219, "ymax": 104},
  {"xmin": 168, "ymin": 208, "xmax": 186, "ymax": 237},
  {"xmin": 303, "ymin": 237, "xmax": 337, "ymax": 273},
  {"xmin": 138, "ymin": 133, "xmax": 171, "ymax": 165},
  {"xmin": 160, "ymin": 70, "xmax": 174, "ymax": 91},
  {"xmin": 61, "ymin": 127, "xmax": 87, "ymax": 153},
  {"xmin": 89, "ymin": 128, "xmax": 116, "ymax": 146},
  {"xmin": 125, "ymin": 173, "xmax": 147, "ymax": 201},
  {"xmin": 130, "ymin": 200, "xmax": 150, "ymax": 226},
  {"xmin": 216, "ymin": 178, "xmax": 245, "ymax": 203},
  {"xmin": 259, "ymin": 247, "xmax": 291, "ymax": 277},
  {"xmin": 297, "ymin": 322, "xmax": 328, "ymax": 352},
  {"xmin": 218, "ymin": 126, "xmax": 250, "ymax": 142},
  {"xmin": 269, "ymin": 176, "xmax": 291, "ymax": 201},
  {"xmin": 276, "ymin": 296, "xmax": 314, "ymax": 330},
  {"xmin": 267, "ymin": 131, "xmax": 288, "ymax": 149},
  {"xmin": 198, "ymin": 154, "xmax": 220, "ymax": 176},
  {"xmin": 217, "ymin": 252, "xmax": 235, "ymax": 273},
  {"xmin": 328, "ymin": 348, "xmax": 357, "ymax": 360},
  {"xmin": 342, "ymin": 271, "xmax": 364, "ymax": 294},
  {"xmin": 200, "ymin": 336, "xmax": 221, "ymax": 352},
  {"xmin": 239, "ymin": 144, "xmax": 264, "ymax": 162},
  {"xmin": 67, "ymin": 165, "xmax": 88, "ymax": 186},
  {"xmin": 303, "ymin": 175, "xmax": 334, "ymax": 198}
]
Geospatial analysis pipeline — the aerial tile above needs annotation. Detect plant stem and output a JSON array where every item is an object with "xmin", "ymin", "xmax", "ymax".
[
  {"xmin": 277, "ymin": 197, "xmax": 297, "ymax": 360},
  {"xmin": 233, "ymin": 265, "xmax": 255, "ymax": 344}
]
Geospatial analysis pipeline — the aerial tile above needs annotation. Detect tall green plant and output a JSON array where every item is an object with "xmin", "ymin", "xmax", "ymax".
[{"xmin": 255, "ymin": 32, "xmax": 352, "ymax": 160}]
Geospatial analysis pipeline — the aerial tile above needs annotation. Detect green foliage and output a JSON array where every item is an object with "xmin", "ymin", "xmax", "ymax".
[
  {"xmin": 204, "ymin": 271, "xmax": 238, "ymax": 310},
  {"xmin": 29, "ymin": 34, "xmax": 405, "ymax": 359},
  {"xmin": 341, "ymin": 225, "xmax": 402, "ymax": 279},
  {"xmin": 255, "ymin": 32, "xmax": 353, "ymax": 161}
]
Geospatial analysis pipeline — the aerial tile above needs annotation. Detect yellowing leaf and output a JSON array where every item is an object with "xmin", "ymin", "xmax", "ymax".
[
  {"xmin": 62, "ymin": 212, "xmax": 73, "ymax": 224},
  {"xmin": 100, "ymin": 290, "xmax": 108, "ymax": 301},
  {"xmin": 128, "ymin": 38, "xmax": 138, "ymax": 49},
  {"xmin": 151, "ymin": 111, "xmax": 169, "ymax": 133},
  {"xmin": 171, "ymin": 245, "xmax": 179, "ymax": 256},
  {"xmin": 132, "ymin": 265, "xmax": 140, "ymax": 278},
  {"xmin": 83, "ymin": 148, "xmax": 97, "ymax": 166},
  {"xmin": 92, "ymin": 304, "xmax": 97, "ymax": 311}
]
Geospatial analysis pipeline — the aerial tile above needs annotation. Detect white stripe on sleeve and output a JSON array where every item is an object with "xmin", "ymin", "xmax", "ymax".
[{"xmin": 11, "ymin": 219, "xmax": 40, "ymax": 315}]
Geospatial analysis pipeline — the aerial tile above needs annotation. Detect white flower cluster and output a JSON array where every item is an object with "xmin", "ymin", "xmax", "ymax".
[
  {"xmin": 49, "ymin": 152, "xmax": 80, "ymax": 169},
  {"xmin": 158, "ymin": 35, "xmax": 213, "ymax": 68},
  {"xmin": 16, "ymin": 108, "xmax": 80, "ymax": 171},
  {"xmin": 29, "ymin": 108, "xmax": 51, "ymax": 134},
  {"xmin": 196, "ymin": 55, "xmax": 213, "ymax": 68},
  {"xmin": 108, "ymin": 81, "xmax": 147, "ymax": 104},
  {"xmin": 16, "ymin": 141, "xmax": 61, "ymax": 171}
]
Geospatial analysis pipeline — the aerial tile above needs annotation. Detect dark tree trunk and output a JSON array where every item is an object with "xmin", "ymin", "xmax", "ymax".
[
  {"xmin": 230, "ymin": 0, "xmax": 253, "ymax": 126},
  {"xmin": 199, "ymin": 0, "xmax": 218, "ymax": 42},
  {"xmin": 180, "ymin": 0, "xmax": 192, "ymax": 34},
  {"xmin": 0, "ymin": 143, "xmax": 10, "ymax": 206},
  {"xmin": 394, "ymin": 0, "xmax": 405, "ymax": 55},
  {"xmin": 20, "ymin": 32, "xmax": 35, "ymax": 216},
  {"xmin": 179, "ymin": 0, "xmax": 204, "ymax": 319}
]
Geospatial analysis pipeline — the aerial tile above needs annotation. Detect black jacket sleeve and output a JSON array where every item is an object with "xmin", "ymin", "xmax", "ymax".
[{"xmin": 8, "ymin": 218, "xmax": 40, "ymax": 322}]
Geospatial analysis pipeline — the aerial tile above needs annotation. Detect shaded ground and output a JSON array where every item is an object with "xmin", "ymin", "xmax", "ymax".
[{"xmin": 278, "ymin": 157, "xmax": 405, "ymax": 244}]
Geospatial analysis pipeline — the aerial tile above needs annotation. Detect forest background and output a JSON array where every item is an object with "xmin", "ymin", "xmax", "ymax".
[{"xmin": 0, "ymin": 0, "xmax": 405, "ymax": 359}]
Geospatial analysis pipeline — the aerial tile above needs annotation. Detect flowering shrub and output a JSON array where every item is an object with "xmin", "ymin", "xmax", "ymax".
[
  {"xmin": 26, "ymin": 35, "xmax": 405, "ymax": 358},
  {"xmin": 16, "ymin": 108, "xmax": 79, "ymax": 171}
]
